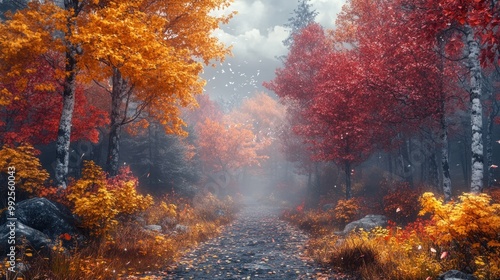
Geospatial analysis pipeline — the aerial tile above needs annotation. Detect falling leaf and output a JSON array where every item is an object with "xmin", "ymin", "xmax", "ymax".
[{"xmin": 440, "ymin": 251, "xmax": 448, "ymax": 259}]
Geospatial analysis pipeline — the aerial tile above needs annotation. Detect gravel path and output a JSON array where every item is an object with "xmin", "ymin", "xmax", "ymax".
[{"xmin": 164, "ymin": 201, "xmax": 349, "ymax": 280}]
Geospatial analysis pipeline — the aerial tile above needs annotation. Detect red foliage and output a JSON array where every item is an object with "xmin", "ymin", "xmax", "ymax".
[
  {"xmin": 264, "ymin": 23, "xmax": 330, "ymax": 102},
  {"xmin": 382, "ymin": 182, "xmax": 422, "ymax": 224},
  {"xmin": 37, "ymin": 186, "xmax": 71, "ymax": 208},
  {"xmin": 403, "ymin": 0, "xmax": 500, "ymax": 65},
  {"xmin": 0, "ymin": 57, "xmax": 108, "ymax": 146},
  {"xmin": 388, "ymin": 218, "xmax": 437, "ymax": 244},
  {"xmin": 106, "ymin": 165, "xmax": 137, "ymax": 191}
]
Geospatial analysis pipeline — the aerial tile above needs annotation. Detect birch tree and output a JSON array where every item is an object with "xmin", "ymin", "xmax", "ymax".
[
  {"xmin": 0, "ymin": 1, "xmax": 83, "ymax": 188},
  {"xmin": 414, "ymin": 0, "xmax": 500, "ymax": 193}
]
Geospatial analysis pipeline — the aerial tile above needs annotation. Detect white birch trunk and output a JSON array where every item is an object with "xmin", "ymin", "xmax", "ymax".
[
  {"xmin": 466, "ymin": 25, "xmax": 484, "ymax": 193},
  {"xmin": 55, "ymin": 6, "xmax": 78, "ymax": 188},
  {"xmin": 54, "ymin": 68, "xmax": 76, "ymax": 188}
]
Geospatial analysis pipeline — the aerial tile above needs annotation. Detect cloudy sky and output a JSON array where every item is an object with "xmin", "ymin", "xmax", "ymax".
[{"xmin": 203, "ymin": 0, "xmax": 346, "ymax": 104}]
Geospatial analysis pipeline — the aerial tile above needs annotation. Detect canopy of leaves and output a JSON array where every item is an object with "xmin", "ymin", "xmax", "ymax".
[{"xmin": 197, "ymin": 118, "xmax": 268, "ymax": 173}]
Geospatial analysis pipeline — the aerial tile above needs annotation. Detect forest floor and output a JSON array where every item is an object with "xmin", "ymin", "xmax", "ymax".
[{"xmin": 152, "ymin": 198, "xmax": 353, "ymax": 280}]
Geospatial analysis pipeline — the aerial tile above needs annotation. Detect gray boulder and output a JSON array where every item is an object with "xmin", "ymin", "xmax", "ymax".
[
  {"xmin": 341, "ymin": 214, "xmax": 388, "ymax": 235},
  {"xmin": 144, "ymin": 225, "xmax": 162, "ymax": 232},
  {"xmin": 0, "ymin": 197, "xmax": 80, "ymax": 240},
  {"xmin": 0, "ymin": 221, "xmax": 54, "ymax": 255},
  {"xmin": 438, "ymin": 270, "xmax": 477, "ymax": 280},
  {"xmin": 174, "ymin": 224, "xmax": 189, "ymax": 233}
]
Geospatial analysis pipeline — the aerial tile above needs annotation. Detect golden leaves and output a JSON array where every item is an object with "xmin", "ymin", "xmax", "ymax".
[
  {"xmin": 67, "ymin": 161, "xmax": 153, "ymax": 237},
  {"xmin": 71, "ymin": 0, "xmax": 233, "ymax": 135},
  {"xmin": 0, "ymin": 2, "xmax": 66, "ymax": 76},
  {"xmin": 0, "ymin": 145, "xmax": 49, "ymax": 194}
]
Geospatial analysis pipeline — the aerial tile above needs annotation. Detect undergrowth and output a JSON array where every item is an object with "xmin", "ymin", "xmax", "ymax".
[
  {"xmin": 1, "ymin": 167, "xmax": 239, "ymax": 280},
  {"xmin": 286, "ymin": 186, "xmax": 500, "ymax": 280}
]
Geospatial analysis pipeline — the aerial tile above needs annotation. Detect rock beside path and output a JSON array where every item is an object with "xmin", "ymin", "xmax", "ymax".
[
  {"xmin": 438, "ymin": 270, "xmax": 477, "ymax": 280},
  {"xmin": 163, "ymin": 201, "xmax": 351, "ymax": 279},
  {"xmin": 0, "ymin": 198, "xmax": 82, "ymax": 254},
  {"xmin": 340, "ymin": 215, "xmax": 388, "ymax": 235}
]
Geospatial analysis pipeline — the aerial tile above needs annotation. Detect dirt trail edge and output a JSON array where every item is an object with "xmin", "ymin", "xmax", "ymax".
[{"xmin": 164, "ymin": 200, "xmax": 351, "ymax": 280}]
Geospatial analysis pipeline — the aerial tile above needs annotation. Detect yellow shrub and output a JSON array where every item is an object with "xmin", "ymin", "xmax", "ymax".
[
  {"xmin": 143, "ymin": 200, "xmax": 178, "ymax": 226},
  {"xmin": 67, "ymin": 161, "xmax": 117, "ymax": 236},
  {"xmin": 0, "ymin": 145, "xmax": 48, "ymax": 194},
  {"xmin": 110, "ymin": 177, "xmax": 153, "ymax": 216},
  {"xmin": 67, "ymin": 161, "xmax": 153, "ymax": 237},
  {"xmin": 419, "ymin": 192, "xmax": 500, "ymax": 278}
]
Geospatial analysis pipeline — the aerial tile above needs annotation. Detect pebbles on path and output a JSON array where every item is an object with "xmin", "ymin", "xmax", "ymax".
[{"xmin": 163, "ymin": 202, "xmax": 350, "ymax": 280}]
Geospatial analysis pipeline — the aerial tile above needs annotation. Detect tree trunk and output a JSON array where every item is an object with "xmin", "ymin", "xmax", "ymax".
[
  {"xmin": 486, "ymin": 100, "xmax": 498, "ymax": 188},
  {"xmin": 428, "ymin": 151, "xmax": 439, "ymax": 189},
  {"xmin": 437, "ymin": 33, "xmax": 452, "ymax": 201},
  {"xmin": 466, "ymin": 25, "xmax": 484, "ymax": 193},
  {"xmin": 307, "ymin": 169, "xmax": 312, "ymax": 189},
  {"xmin": 54, "ymin": 6, "xmax": 79, "ymax": 188},
  {"xmin": 400, "ymin": 139, "xmax": 414, "ymax": 187},
  {"xmin": 345, "ymin": 161, "xmax": 352, "ymax": 199},
  {"xmin": 312, "ymin": 162, "xmax": 320, "ymax": 203},
  {"xmin": 106, "ymin": 68, "xmax": 127, "ymax": 176},
  {"xmin": 461, "ymin": 133, "xmax": 471, "ymax": 184},
  {"xmin": 387, "ymin": 153, "xmax": 393, "ymax": 181},
  {"xmin": 440, "ymin": 118, "xmax": 452, "ymax": 200}
]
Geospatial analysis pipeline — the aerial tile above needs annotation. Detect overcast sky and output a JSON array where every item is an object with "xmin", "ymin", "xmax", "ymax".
[{"xmin": 203, "ymin": 0, "xmax": 346, "ymax": 105}]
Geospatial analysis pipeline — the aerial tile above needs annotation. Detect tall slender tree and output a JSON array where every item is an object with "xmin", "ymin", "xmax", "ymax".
[{"xmin": 282, "ymin": 0, "xmax": 318, "ymax": 48}]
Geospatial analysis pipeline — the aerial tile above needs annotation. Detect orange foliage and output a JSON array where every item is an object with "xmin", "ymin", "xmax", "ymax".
[
  {"xmin": 334, "ymin": 198, "xmax": 361, "ymax": 226},
  {"xmin": 74, "ymin": 0, "xmax": 234, "ymax": 136},
  {"xmin": 197, "ymin": 118, "xmax": 268, "ymax": 173},
  {"xmin": 230, "ymin": 92, "xmax": 285, "ymax": 143}
]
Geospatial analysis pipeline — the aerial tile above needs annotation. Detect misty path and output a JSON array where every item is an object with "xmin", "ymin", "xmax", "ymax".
[{"xmin": 162, "ymin": 198, "xmax": 349, "ymax": 280}]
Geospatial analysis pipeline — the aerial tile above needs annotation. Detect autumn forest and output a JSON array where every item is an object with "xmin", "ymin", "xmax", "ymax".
[{"xmin": 1, "ymin": 0, "xmax": 500, "ymax": 279}]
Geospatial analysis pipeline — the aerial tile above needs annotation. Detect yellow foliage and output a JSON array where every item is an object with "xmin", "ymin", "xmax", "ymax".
[
  {"xmin": 0, "ymin": 2, "xmax": 67, "ymax": 81},
  {"xmin": 67, "ymin": 161, "xmax": 117, "ymax": 236},
  {"xmin": 0, "ymin": 145, "xmax": 49, "ymax": 194},
  {"xmin": 111, "ymin": 178, "xmax": 153, "ymax": 216},
  {"xmin": 419, "ymin": 192, "xmax": 500, "ymax": 245},
  {"xmin": 419, "ymin": 192, "xmax": 500, "ymax": 278},
  {"xmin": 67, "ymin": 161, "xmax": 153, "ymax": 237}
]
